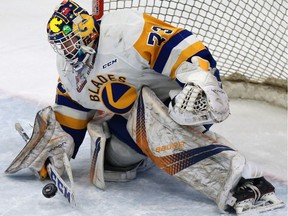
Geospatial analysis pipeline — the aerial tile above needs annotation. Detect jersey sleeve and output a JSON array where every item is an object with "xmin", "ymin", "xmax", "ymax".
[
  {"xmin": 53, "ymin": 79, "xmax": 96, "ymax": 158},
  {"xmin": 134, "ymin": 14, "xmax": 220, "ymax": 82}
]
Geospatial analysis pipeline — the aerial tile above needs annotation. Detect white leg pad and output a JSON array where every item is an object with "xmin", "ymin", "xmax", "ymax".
[
  {"xmin": 88, "ymin": 120, "xmax": 108, "ymax": 190},
  {"xmin": 127, "ymin": 86, "xmax": 246, "ymax": 212}
]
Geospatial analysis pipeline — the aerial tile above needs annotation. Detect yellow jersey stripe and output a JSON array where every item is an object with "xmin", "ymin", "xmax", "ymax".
[
  {"xmin": 161, "ymin": 34, "xmax": 200, "ymax": 76},
  {"xmin": 170, "ymin": 41, "xmax": 206, "ymax": 78},
  {"xmin": 54, "ymin": 111, "xmax": 90, "ymax": 130}
]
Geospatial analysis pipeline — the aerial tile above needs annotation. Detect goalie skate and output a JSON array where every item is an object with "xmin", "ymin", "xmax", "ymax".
[{"xmin": 227, "ymin": 177, "xmax": 285, "ymax": 215}]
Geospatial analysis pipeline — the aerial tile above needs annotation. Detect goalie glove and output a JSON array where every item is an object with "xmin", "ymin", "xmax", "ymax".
[
  {"xmin": 5, "ymin": 106, "xmax": 75, "ymax": 179},
  {"xmin": 168, "ymin": 56, "xmax": 230, "ymax": 126}
]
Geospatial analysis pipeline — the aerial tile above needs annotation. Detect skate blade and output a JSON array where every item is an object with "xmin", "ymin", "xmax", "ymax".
[{"xmin": 236, "ymin": 198, "xmax": 285, "ymax": 215}]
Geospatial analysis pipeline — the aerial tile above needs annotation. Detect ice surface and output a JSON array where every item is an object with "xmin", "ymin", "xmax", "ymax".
[{"xmin": 0, "ymin": 0, "xmax": 287, "ymax": 215}]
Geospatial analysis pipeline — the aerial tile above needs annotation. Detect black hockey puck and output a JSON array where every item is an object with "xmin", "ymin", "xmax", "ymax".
[{"xmin": 42, "ymin": 183, "xmax": 57, "ymax": 198}]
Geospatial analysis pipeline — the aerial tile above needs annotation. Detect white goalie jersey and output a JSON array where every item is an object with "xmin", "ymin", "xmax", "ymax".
[{"xmin": 53, "ymin": 9, "xmax": 222, "ymax": 150}]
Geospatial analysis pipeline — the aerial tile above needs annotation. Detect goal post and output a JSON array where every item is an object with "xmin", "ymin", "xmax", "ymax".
[
  {"xmin": 92, "ymin": 0, "xmax": 287, "ymax": 108},
  {"xmin": 92, "ymin": 0, "xmax": 104, "ymax": 20}
]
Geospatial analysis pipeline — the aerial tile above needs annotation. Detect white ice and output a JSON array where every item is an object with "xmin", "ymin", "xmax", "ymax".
[{"xmin": 0, "ymin": 1, "xmax": 287, "ymax": 216}]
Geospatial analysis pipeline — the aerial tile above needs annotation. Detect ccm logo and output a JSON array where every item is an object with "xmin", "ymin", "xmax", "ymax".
[
  {"xmin": 103, "ymin": 59, "xmax": 117, "ymax": 69},
  {"xmin": 155, "ymin": 141, "xmax": 185, "ymax": 152},
  {"xmin": 50, "ymin": 168, "xmax": 72, "ymax": 203}
]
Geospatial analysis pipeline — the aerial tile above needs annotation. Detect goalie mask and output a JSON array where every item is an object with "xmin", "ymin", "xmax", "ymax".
[{"xmin": 47, "ymin": 0, "xmax": 99, "ymax": 66}]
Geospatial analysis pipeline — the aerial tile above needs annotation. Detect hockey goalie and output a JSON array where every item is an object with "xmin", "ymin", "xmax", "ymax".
[{"xmin": 5, "ymin": 0, "xmax": 284, "ymax": 215}]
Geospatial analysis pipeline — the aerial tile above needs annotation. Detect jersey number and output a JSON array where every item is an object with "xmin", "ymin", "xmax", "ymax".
[{"xmin": 147, "ymin": 26, "xmax": 173, "ymax": 46}]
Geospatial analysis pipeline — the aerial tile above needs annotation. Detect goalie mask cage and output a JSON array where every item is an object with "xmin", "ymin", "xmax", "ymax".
[{"xmin": 93, "ymin": 0, "xmax": 287, "ymax": 108}]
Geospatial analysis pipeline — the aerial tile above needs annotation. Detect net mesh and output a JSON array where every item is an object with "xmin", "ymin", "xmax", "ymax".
[{"xmin": 102, "ymin": 0, "xmax": 287, "ymax": 88}]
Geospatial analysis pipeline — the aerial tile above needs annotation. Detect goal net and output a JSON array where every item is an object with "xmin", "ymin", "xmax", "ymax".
[{"xmin": 93, "ymin": 0, "xmax": 287, "ymax": 108}]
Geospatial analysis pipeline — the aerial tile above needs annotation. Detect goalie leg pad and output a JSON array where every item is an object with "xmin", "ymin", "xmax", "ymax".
[
  {"xmin": 5, "ymin": 106, "xmax": 75, "ymax": 178},
  {"xmin": 127, "ymin": 86, "xmax": 245, "ymax": 212},
  {"xmin": 88, "ymin": 120, "xmax": 108, "ymax": 189},
  {"xmin": 88, "ymin": 120, "xmax": 151, "ymax": 189}
]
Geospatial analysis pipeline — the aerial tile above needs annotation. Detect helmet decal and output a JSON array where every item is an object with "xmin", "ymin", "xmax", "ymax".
[
  {"xmin": 63, "ymin": 25, "xmax": 72, "ymax": 35},
  {"xmin": 73, "ymin": 14, "xmax": 94, "ymax": 37},
  {"xmin": 61, "ymin": 7, "xmax": 71, "ymax": 16},
  {"xmin": 49, "ymin": 18, "xmax": 63, "ymax": 33}
]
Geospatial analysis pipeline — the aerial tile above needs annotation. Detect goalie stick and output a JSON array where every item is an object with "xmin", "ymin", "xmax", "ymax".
[{"xmin": 14, "ymin": 123, "xmax": 76, "ymax": 207}]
